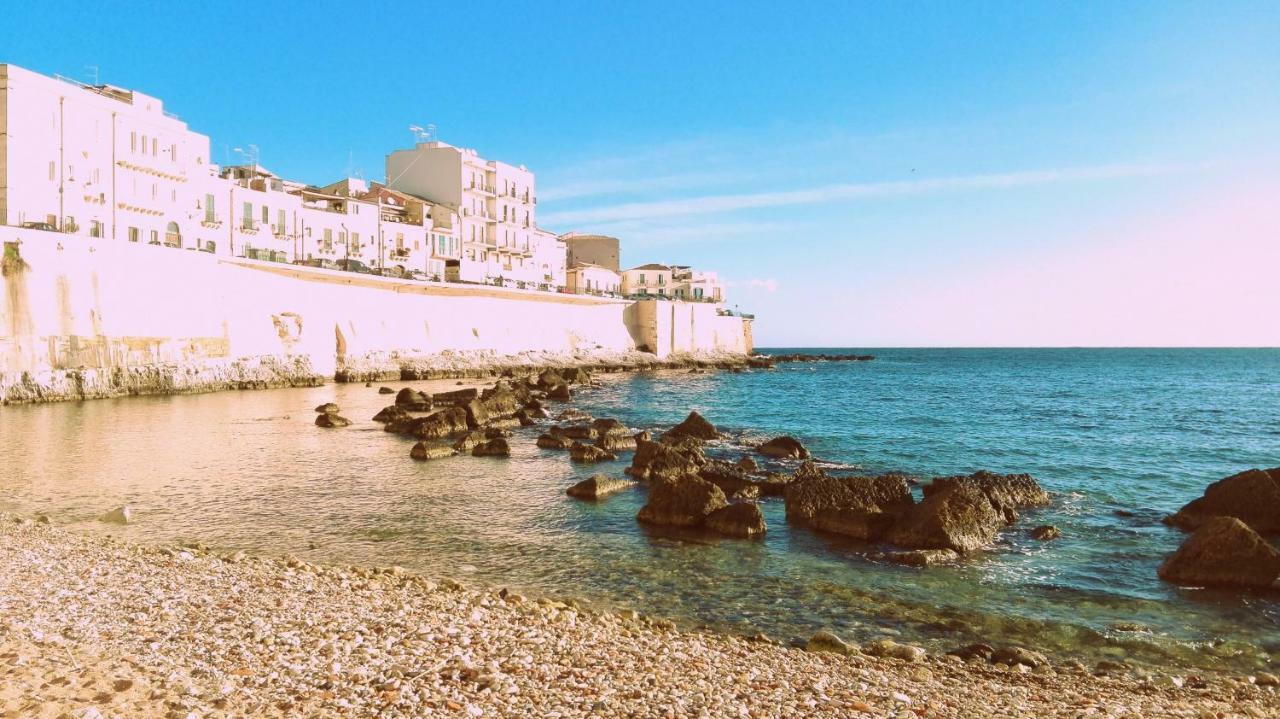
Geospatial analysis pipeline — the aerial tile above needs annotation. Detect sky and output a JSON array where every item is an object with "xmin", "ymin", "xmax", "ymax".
[{"xmin": 3, "ymin": 2, "xmax": 1278, "ymax": 346}]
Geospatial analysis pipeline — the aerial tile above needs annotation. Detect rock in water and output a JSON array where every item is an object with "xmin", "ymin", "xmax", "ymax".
[
  {"xmin": 812, "ymin": 506, "xmax": 899, "ymax": 541},
  {"xmin": 806, "ymin": 630, "xmax": 852, "ymax": 655},
  {"xmin": 870, "ymin": 549, "xmax": 959, "ymax": 567},
  {"xmin": 736, "ymin": 457, "xmax": 759, "ymax": 473},
  {"xmin": 1157, "ymin": 516, "xmax": 1280, "ymax": 589},
  {"xmin": 536, "ymin": 433, "xmax": 573, "ymax": 450},
  {"xmin": 410, "ymin": 441, "xmax": 456, "ymax": 461},
  {"xmin": 378, "ymin": 386, "xmax": 395, "ymax": 394},
  {"xmin": 924, "ymin": 471, "xmax": 1050, "ymax": 523},
  {"xmin": 472, "ymin": 438, "xmax": 511, "ymax": 457},
  {"xmin": 315, "ymin": 413, "xmax": 351, "ymax": 428},
  {"xmin": 757, "ymin": 436, "xmax": 810, "ymax": 459},
  {"xmin": 627, "ymin": 438, "xmax": 703, "ymax": 482},
  {"xmin": 547, "ymin": 383, "xmax": 572, "ymax": 401},
  {"xmin": 705, "ymin": 503, "xmax": 767, "ymax": 538},
  {"xmin": 372, "ymin": 405, "xmax": 411, "ymax": 424},
  {"xmin": 636, "ymin": 476, "xmax": 727, "ymax": 527},
  {"xmin": 569, "ymin": 442, "xmax": 615, "ymax": 463},
  {"xmin": 1031, "ymin": 525, "xmax": 1061, "ymax": 541},
  {"xmin": 566, "ymin": 474, "xmax": 635, "ymax": 500},
  {"xmin": 1165, "ymin": 467, "xmax": 1280, "ymax": 534},
  {"xmin": 784, "ymin": 474, "xmax": 913, "ymax": 525},
  {"xmin": 883, "ymin": 481, "xmax": 1005, "ymax": 553},
  {"xmin": 665, "ymin": 411, "xmax": 719, "ymax": 441},
  {"xmin": 314, "ymin": 402, "xmax": 340, "ymax": 414},
  {"xmin": 101, "ymin": 505, "xmax": 132, "ymax": 525},
  {"xmin": 394, "ymin": 387, "xmax": 432, "ymax": 411}
]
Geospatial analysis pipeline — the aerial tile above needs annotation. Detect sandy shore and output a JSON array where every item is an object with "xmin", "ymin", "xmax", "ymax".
[{"xmin": 1, "ymin": 519, "xmax": 1273, "ymax": 718}]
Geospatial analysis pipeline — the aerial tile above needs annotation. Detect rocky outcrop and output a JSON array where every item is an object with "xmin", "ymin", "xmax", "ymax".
[
  {"xmin": 923, "ymin": 471, "xmax": 1050, "ymax": 523},
  {"xmin": 432, "ymin": 387, "xmax": 479, "ymax": 406},
  {"xmin": 394, "ymin": 388, "xmax": 432, "ymax": 411},
  {"xmin": 536, "ymin": 433, "xmax": 573, "ymax": 450},
  {"xmin": 1157, "ymin": 516, "xmax": 1280, "ymax": 589},
  {"xmin": 372, "ymin": 405, "xmax": 411, "ymax": 424},
  {"xmin": 870, "ymin": 549, "xmax": 960, "ymax": 567},
  {"xmin": 378, "ymin": 386, "xmax": 395, "ymax": 394},
  {"xmin": 1165, "ymin": 468, "xmax": 1280, "ymax": 534},
  {"xmin": 811, "ymin": 506, "xmax": 898, "ymax": 541},
  {"xmin": 315, "ymin": 413, "xmax": 351, "ymax": 428},
  {"xmin": 566, "ymin": 474, "xmax": 635, "ymax": 501},
  {"xmin": 627, "ymin": 438, "xmax": 702, "ymax": 482},
  {"xmin": 665, "ymin": 411, "xmax": 719, "ymax": 441},
  {"xmin": 472, "ymin": 438, "xmax": 511, "ymax": 457},
  {"xmin": 314, "ymin": 402, "xmax": 340, "ymax": 414},
  {"xmin": 547, "ymin": 384, "xmax": 572, "ymax": 401},
  {"xmin": 705, "ymin": 503, "xmax": 767, "ymax": 538},
  {"xmin": 596, "ymin": 433, "xmax": 638, "ymax": 453},
  {"xmin": 388, "ymin": 406, "xmax": 469, "ymax": 440},
  {"xmin": 636, "ymin": 475, "xmax": 728, "ymax": 527},
  {"xmin": 757, "ymin": 436, "xmax": 810, "ymax": 460},
  {"xmin": 697, "ymin": 461, "xmax": 760, "ymax": 499},
  {"xmin": 883, "ymin": 481, "xmax": 1006, "ymax": 553},
  {"xmin": 410, "ymin": 441, "xmax": 456, "ymax": 461},
  {"xmin": 569, "ymin": 442, "xmax": 616, "ymax": 464},
  {"xmin": 784, "ymin": 473, "xmax": 913, "ymax": 525}
]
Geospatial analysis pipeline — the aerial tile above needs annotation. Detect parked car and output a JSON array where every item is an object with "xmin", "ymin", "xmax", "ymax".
[
  {"xmin": 20, "ymin": 221, "xmax": 58, "ymax": 232},
  {"xmin": 336, "ymin": 259, "xmax": 372, "ymax": 274},
  {"xmin": 293, "ymin": 258, "xmax": 337, "ymax": 270}
]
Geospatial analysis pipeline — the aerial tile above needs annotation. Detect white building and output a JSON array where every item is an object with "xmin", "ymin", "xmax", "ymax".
[
  {"xmin": 566, "ymin": 263, "xmax": 621, "ymax": 295},
  {"xmin": 621, "ymin": 263, "xmax": 724, "ymax": 302},
  {"xmin": 386, "ymin": 141, "xmax": 556, "ymax": 288},
  {"xmin": 621, "ymin": 264, "xmax": 673, "ymax": 297}
]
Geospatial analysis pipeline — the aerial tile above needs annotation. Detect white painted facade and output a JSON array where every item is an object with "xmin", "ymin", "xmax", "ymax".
[{"xmin": 566, "ymin": 263, "xmax": 622, "ymax": 295}]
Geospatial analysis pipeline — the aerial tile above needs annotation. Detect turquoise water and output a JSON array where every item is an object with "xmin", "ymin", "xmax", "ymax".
[{"xmin": 2, "ymin": 348, "xmax": 1278, "ymax": 672}]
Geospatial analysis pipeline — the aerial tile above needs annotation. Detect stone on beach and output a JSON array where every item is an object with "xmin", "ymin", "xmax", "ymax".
[
  {"xmin": 757, "ymin": 435, "xmax": 810, "ymax": 459},
  {"xmin": 636, "ymin": 475, "xmax": 728, "ymax": 527},
  {"xmin": 1165, "ymin": 467, "xmax": 1280, "ymax": 534},
  {"xmin": 806, "ymin": 630, "xmax": 853, "ymax": 655},
  {"xmin": 1157, "ymin": 516, "xmax": 1280, "ymax": 589},
  {"xmin": 566, "ymin": 474, "xmax": 635, "ymax": 501},
  {"xmin": 314, "ymin": 413, "xmax": 351, "ymax": 428},
  {"xmin": 862, "ymin": 639, "xmax": 927, "ymax": 662}
]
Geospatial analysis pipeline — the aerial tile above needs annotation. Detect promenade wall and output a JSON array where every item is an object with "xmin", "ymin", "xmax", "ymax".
[{"xmin": 0, "ymin": 228, "xmax": 752, "ymax": 402}]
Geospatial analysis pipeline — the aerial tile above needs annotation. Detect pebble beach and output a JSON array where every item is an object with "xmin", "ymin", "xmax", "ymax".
[{"xmin": 2, "ymin": 517, "xmax": 1275, "ymax": 719}]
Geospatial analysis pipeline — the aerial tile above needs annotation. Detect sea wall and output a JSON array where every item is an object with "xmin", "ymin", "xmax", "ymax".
[{"xmin": 0, "ymin": 228, "xmax": 752, "ymax": 402}]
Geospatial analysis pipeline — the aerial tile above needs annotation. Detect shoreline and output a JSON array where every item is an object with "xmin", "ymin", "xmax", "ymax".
[{"xmin": 2, "ymin": 517, "xmax": 1273, "ymax": 718}]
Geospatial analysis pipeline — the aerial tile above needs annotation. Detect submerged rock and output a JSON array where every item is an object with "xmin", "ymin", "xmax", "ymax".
[
  {"xmin": 569, "ymin": 442, "xmax": 616, "ymax": 464},
  {"xmin": 1165, "ymin": 467, "xmax": 1280, "ymax": 534},
  {"xmin": 812, "ymin": 506, "xmax": 898, "ymax": 541},
  {"xmin": 472, "ymin": 438, "xmax": 511, "ymax": 457},
  {"xmin": 636, "ymin": 475, "xmax": 728, "ymax": 527},
  {"xmin": 101, "ymin": 505, "xmax": 133, "ymax": 525},
  {"xmin": 1157, "ymin": 516, "xmax": 1280, "ymax": 589},
  {"xmin": 665, "ymin": 411, "xmax": 719, "ymax": 441},
  {"xmin": 705, "ymin": 503, "xmax": 767, "ymax": 538},
  {"xmin": 1031, "ymin": 525, "xmax": 1061, "ymax": 541},
  {"xmin": 315, "ymin": 413, "xmax": 351, "ymax": 428},
  {"xmin": 411, "ymin": 441, "xmax": 456, "ymax": 461},
  {"xmin": 757, "ymin": 436, "xmax": 810, "ymax": 460},
  {"xmin": 991, "ymin": 646, "xmax": 1050, "ymax": 669},
  {"xmin": 871, "ymin": 548, "xmax": 960, "ymax": 567},
  {"xmin": 947, "ymin": 643, "xmax": 995, "ymax": 662},
  {"xmin": 735, "ymin": 457, "xmax": 759, "ymax": 473},
  {"xmin": 566, "ymin": 474, "xmax": 635, "ymax": 501}
]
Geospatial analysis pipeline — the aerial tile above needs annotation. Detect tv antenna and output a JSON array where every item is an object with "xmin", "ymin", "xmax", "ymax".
[
  {"xmin": 84, "ymin": 65, "xmax": 99, "ymax": 85},
  {"xmin": 232, "ymin": 144, "xmax": 260, "ymax": 170},
  {"xmin": 409, "ymin": 124, "xmax": 435, "ymax": 143}
]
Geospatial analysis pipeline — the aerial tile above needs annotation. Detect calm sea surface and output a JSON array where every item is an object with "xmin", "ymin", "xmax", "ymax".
[{"xmin": 3, "ymin": 348, "xmax": 1278, "ymax": 672}]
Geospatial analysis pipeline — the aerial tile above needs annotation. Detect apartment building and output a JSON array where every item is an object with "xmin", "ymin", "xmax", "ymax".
[
  {"xmin": 620, "ymin": 264, "xmax": 673, "ymax": 296},
  {"xmin": 566, "ymin": 263, "xmax": 621, "ymax": 295},
  {"xmin": 621, "ymin": 263, "xmax": 724, "ymax": 302}
]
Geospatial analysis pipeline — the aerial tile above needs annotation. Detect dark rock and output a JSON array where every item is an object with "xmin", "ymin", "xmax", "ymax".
[
  {"xmin": 411, "ymin": 441, "xmax": 456, "ymax": 461},
  {"xmin": 314, "ymin": 402, "xmax": 340, "ymax": 414},
  {"xmin": 757, "ymin": 436, "xmax": 810, "ymax": 460},
  {"xmin": 698, "ymin": 461, "xmax": 761, "ymax": 499},
  {"xmin": 870, "ymin": 548, "xmax": 960, "ymax": 566},
  {"xmin": 591, "ymin": 418, "xmax": 629, "ymax": 438},
  {"xmin": 882, "ymin": 481, "xmax": 1005, "ymax": 554},
  {"xmin": 923, "ymin": 471, "xmax": 1050, "ymax": 523},
  {"xmin": 463, "ymin": 399, "xmax": 489, "ymax": 429},
  {"xmin": 514, "ymin": 409, "xmax": 536, "ymax": 427},
  {"xmin": 547, "ymin": 383, "xmax": 572, "ymax": 401},
  {"xmin": 392, "ymin": 406, "xmax": 469, "ymax": 440},
  {"xmin": 1165, "ymin": 468, "xmax": 1280, "ymax": 534},
  {"xmin": 1031, "ymin": 525, "xmax": 1061, "ymax": 541},
  {"xmin": 536, "ymin": 434, "xmax": 573, "ymax": 450},
  {"xmin": 596, "ymin": 433, "xmax": 638, "ymax": 453},
  {"xmin": 561, "ymin": 424, "xmax": 598, "ymax": 440},
  {"xmin": 561, "ymin": 367, "xmax": 591, "ymax": 384},
  {"xmin": 472, "ymin": 438, "xmax": 511, "ymax": 457},
  {"xmin": 536, "ymin": 369, "xmax": 566, "ymax": 389},
  {"xmin": 372, "ymin": 405, "xmax": 411, "ymax": 424},
  {"xmin": 569, "ymin": 442, "xmax": 616, "ymax": 463},
  {"xmin": 627, "ymin": 438, "xmax": 702, "ymax": 482},
  {"xmin": 378, "ymin": 386, "xmax": 395, "ymax": 394},
  {"xmin": 991, "ymin": 646, "xmax": 1049, "ymax": 669},
  {"xmin": 394, "ymin": 387, "xmax": 432, "ymax": 411},
  {"xmin": 793, "ymin": 460, "xmax": 826, "ymax": 483},
  {"xmin": 566, "ymin": 474, "xmax": 635, "ymax": 501},
  {"xmin": 736, "ymin": 457, "xmax": 759, "ymax": 473},
  {"xmin": 757, "ymin": 473, "xmax": 792, "ymax": 497},
  {"xmin": 315, "ymin": 413, "xmax": 351, "ymax": 428},
  {"xmin": 705, "ymin": 503, "xmax": 767, "ymax": 538},
  {"xmin": 636, "ymin": 475, "xmax": 728, "ymax": 527},
  {"xmin": 1157, "ymin": 516, "xmax": 1280, "ymax": 589},
  {"xmin": 811, "ymin": 506, "xmax": 898, "ymax": 541},
  {"xmin": 784, "ymin": 473, "xmax": 913, "ymax": 525},
  {"xmin": 665, "ymin": 411, "xmax": 719, "ymax": 441},
  {"xmin": 947, "ymin": 643, "xmax": 995, "ymax": 661},
  {"xmin": 452, "ymin": 431, "xmax": 488, "ymax": 453},
  {"xmin": 432, "ymin": 387, "xmax": 479, "ymax": 406}
]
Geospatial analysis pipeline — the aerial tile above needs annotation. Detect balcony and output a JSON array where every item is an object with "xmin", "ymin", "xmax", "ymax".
[{"xmin": 468, "ymin": 182, "xmax": 495, "ymax": 196}]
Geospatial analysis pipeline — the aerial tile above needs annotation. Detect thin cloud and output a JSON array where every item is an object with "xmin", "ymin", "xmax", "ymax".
[
  {"xmin": 541, "ymin": 163, "xmax": 1188, "ymax": 226},
  {"xmin": 539, "ymin": 171, "xmax": 747, "ymax": 202},
  {"xmin": 726, "ymin": 278, "xmax": 780, "ymax": 293}
]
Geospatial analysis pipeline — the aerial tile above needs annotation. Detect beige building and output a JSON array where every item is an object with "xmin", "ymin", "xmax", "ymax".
[
  {"xmin": 621, "ymin": 264, "xmax": 673, "ymax": 297},
  {"xmin": 622, "ymin": 263, "xmax": 724, "ymax": 302},
  {"xmin": 566, "ymin": 263, "xmax": 621, "ymax": 295},
  {"xmin": 562, "ymin": 232, "xmax": 620, "ymax": 273}
]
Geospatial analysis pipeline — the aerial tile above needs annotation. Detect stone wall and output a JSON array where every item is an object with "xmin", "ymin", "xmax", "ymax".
[{"xmin": 0, "ymin": 228, "xmax": 752, "ymax": 402}]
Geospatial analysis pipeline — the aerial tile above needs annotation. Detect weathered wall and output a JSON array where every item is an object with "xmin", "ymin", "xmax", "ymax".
[
  {"xmin": 0, "ymin": 228, "xmax": 752, "ymax": 402},
  {"xmin": 630, "ymin": 299, "xmax": 753, "ymax": 358}
]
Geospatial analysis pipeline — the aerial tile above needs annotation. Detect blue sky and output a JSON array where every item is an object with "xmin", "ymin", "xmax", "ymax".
[{"xmin": 4, "ymin": 2, "xmax": 1278, "ymax": 345}]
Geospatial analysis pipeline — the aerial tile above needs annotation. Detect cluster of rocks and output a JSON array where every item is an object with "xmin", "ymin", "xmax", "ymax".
[
  {"xmin": 762, "ymin": 353, "xmax": 876, "ymax": 363},
  {"xmin": 1159, "ymin": 467, "xmax": 1280, "ymax": 590},
  {"xmin": 313, "ymin": 402, "xmax": 351, "ymax": 428}
]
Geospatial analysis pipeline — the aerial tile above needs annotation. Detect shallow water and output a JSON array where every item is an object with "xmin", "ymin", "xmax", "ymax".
[{"xmin": 2, "ymin": 348, "xmax": 1278, "ymax": 672}]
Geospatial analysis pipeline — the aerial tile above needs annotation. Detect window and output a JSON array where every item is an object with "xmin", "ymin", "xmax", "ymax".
[
  {"xmin": 170, "ymin": 144, "xmax": 177, "ymax": 162},
  {"xmin": 277, "ymin": 209, "xmax": 285, "ymax": 233},
  {"xmin": 658, "ymin": 288, "xmax": 665, "ymax": 295},
  {"xmin": 150, "ymin": 229, "xmax": 159, "ymax": 245},
  {"xmin": 48, "ymin": 161, "xmax": 55, "ymax": 182},
  {"xmin": 350, "ymin": 232, "xmax": 359, "ymax": 250},
  {"xmin": 151, "ymin": 138, "xmax": 158, "ymax": 156},
  {"xmin": 658, "ymin": 275, "xmax": 665, "ymax": 285},
  {"xmin": 638, "ymin": 273, "xmax": 646, "ymax": 285},
  {"xmin": 128, "ymin": 227, "xmax": 139, "ymax": 243},
  {"xmin": 261, "ymin": 206, "xmax": 269, "ymax": 225},
  {"xmin": 64, "ymin": 216, "xmax": 77, "ymax": 233},
  {"xmin": 242, "ymin": 202, "xmax": 253, "ymax": 230},
  {"xmin": 90, "ymin": 220, "xmax": 103, "ymax": 238},
  {"xmin": 141, "ymin": 134, "xmax": 147, "ymax": 154},
  {"xmin": 204, "ymin": 194, "xmax": 216, "ymax": 223},
  {"xmin": 130, "ymin": 132, "xmax": 137, "ymax": 153},
  {"xmin": 323, "ymin": 229, "xmax": 333, "ymax": 251}
]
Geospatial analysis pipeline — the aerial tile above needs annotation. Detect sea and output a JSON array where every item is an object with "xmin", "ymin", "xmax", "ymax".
[{"xmin": 2, "ymin": 348, "xmax": 1278, "ymax": 673}]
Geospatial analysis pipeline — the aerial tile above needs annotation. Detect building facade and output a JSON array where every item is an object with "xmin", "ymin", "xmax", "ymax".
[
  {"xmin": 566, "ymin": 263, "xmax": 621, "ymax": 295},
  {"xmin": 562, "ymin": 232, "xmax": 620, "ymax": 273}
]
